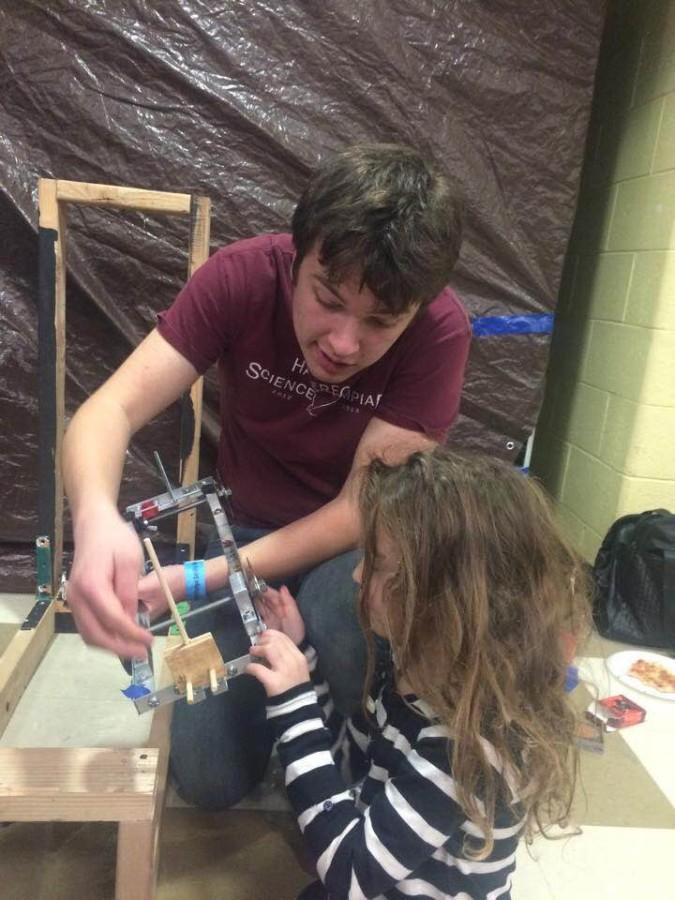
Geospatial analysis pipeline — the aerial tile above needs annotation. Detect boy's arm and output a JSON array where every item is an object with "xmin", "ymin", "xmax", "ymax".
[
  {"xmin": 175, "ymin": 416, "xmax": 436, "ymax": 591},
  {"xmin": 67, "ymin": 341, "xmax": 434, "ymax": 654},
  {"xmin": 63, "ymin": 329, "xmax": 200, "ymax": 658}
]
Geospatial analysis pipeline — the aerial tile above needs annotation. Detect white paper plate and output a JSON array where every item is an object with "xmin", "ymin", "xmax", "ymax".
[{"xmin": 606, "ymin": 650, "xmax": 675, "ymax": 701}]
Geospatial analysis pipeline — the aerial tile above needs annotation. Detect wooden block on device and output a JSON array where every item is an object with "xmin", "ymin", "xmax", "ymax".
[{"xmin": 164, "ymin": 633, "xmax": 225, "ymax": 692}]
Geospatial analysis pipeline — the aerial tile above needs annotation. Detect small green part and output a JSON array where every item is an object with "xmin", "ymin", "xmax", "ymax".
[{"xmin": 168, "ymin": 600, "xmax": 191, "ymax": 636}]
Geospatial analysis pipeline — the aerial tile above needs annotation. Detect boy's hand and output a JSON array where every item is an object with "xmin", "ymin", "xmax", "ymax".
[
  {"xmin": 256, "ymin": 585, "xmax": 306, "ymax": 646},
  {"xmin": 246, "ymin": 629, "xmax": 310, "ymax": 697},
  {"xmin": 67, "ymin": 506, "xmax": 152, "ymax": 659}
]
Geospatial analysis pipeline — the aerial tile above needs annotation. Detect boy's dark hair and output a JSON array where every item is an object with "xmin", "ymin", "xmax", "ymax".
[{"xmin": 291, "ymin": 143, "xmax": 463, "ymax": 314}]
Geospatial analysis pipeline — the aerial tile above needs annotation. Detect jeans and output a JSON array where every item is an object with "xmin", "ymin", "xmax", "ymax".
[{"xmin": 169, "ymin": 526, "xmax": 366, "ymax": 809}]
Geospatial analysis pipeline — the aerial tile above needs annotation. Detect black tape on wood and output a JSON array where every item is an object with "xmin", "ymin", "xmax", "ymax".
[{"xmin": 37, "ymin": 227, "xmax": 58, "ymax": 545}]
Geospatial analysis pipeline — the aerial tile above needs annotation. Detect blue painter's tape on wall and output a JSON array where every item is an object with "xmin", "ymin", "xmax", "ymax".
[{"xmin": 472, "ymin": 313, "xmax": 555, "ymax": 337}]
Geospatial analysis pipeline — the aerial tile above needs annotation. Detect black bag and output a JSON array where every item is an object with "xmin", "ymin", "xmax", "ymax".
[{"xmin": 592, "ymin": 509, "xmax": 675, "ymax": 649}]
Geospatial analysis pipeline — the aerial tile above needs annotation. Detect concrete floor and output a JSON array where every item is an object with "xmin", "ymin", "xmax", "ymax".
[{"xmin": 1, "ymin": 594, "xmax": 674, "ymax": 899}]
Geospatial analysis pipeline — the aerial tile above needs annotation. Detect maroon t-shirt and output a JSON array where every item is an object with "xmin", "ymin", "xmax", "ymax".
[{"xmin": 157, "ymin": 234, "xmax": 471, "ymax": 528}]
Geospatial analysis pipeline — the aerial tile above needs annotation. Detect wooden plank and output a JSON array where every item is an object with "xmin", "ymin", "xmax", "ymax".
[
  {"xmin": 175, "ymin": 376, "xmax": 204, "ymax": 555},
  {"xmin": 115, "ymin": 819, "xmax": 160, "ymax": 900},
  {"xmin": 187, "ymin": 196, "xmax": 212, "ymax": 279},
  {"xmin": 0, "ymin": 601, "xmax": 55, "ymax": 738},
  {"xmin": 38, "ymin": 179, "xmax": 211, "ymax": 611},
  {"xmin": 55, "ymin": 180, "xmax": 191, "ymax": 215},
  {"xmin": 116, "ymin": 653, "xmax": 174, "ymax": 900},
  {"xmin": 38, "ymin": 178, "xmax": 59, "ymax": 230},
  {"xmin": 54, "ymin": 199, "xmax": 67, "ymax": 586},
  {"xmin": 0, "ymin": 747, "xmax": 159, "ymax": 822},
  {"xmin": 37, "ymin": 178, "xmax": 67, "ymax": 590},
  {"xmin": 177, "ymin": 196, "xmax": 211, "ymax": 555}
]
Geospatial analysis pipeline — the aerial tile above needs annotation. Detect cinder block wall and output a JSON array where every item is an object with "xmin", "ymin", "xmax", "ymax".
[{"xmin": 531, "ymin": 0, "xmax": 675, "ymax": 562}]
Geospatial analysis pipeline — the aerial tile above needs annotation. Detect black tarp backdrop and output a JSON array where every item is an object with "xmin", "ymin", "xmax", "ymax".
[{"xmin": 0, "ymin": 2, "xmax": 605, "ymax": 589}]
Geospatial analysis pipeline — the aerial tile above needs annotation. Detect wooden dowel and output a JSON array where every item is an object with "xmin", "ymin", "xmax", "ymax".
[{"xmin": 142, "ymin": 539, "xmax": 189, "ymax": 645}]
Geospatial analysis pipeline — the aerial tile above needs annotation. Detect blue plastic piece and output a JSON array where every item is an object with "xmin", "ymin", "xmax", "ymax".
[
  {"xmin": 564, "ymin": 665, "xmax": 579, "ymax": 693},
  {"xmin": 122, "ymin": 683, "xmax": 152, "ymax": 699}
]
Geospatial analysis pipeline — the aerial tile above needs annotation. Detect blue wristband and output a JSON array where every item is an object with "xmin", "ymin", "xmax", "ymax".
[{"xmin": 183, "ymin": 560, "xmax": 207, "ymax": 602}]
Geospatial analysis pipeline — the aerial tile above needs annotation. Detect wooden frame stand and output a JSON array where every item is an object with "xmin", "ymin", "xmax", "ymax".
[
  {"xmin": 38, "ymin": 177, "xmax": 211, "ymax": 591},
  {"xmin": 0, "ymin": 179, "xmax": 212, "ymax": 898},
  {"xmin": 0, "ymin": 706, "xmax": 171, "ymax": 900}
]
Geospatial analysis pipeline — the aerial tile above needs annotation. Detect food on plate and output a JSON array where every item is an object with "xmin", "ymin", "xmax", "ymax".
[{"xmin": 627, "ymin": 658, "xmax": 675, "ymax": 693}]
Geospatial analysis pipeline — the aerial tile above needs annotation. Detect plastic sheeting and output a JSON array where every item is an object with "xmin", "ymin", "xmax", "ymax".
[{"xmin": 0, "ymin": 2, "xmax": 605, "ymax": 589}]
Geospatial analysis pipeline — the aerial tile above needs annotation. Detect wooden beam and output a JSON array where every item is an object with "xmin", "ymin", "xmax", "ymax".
[
  {"xmin": 0, "ymin": 601, "xmax": 55, "ymax": 738},
  {"xmin": 37, "ymin": 178, "xmax": 67, "ymax": 590},
  {"xmin": 115, "ymin": 818, "xmax": 162, "ymax": 900},
  {"xmin": 116, "ymin": 657, "xmax": 174, "ymax": 900},
  {"xmin": 177, "ymin": 196, "xmax": 211, "ymax": 556},
  {"xmin": 55, "ymin": 180, "xmax": 191, "ymax": 215},
  {"xmin": 37, "ymin": 178, "xmax": 212, "ymax": 595},
  {"xmin": 0, "ymin": 747, "xmax": 159, "ymax": 822},
  {"xmin": 116, "ymin": 636, "xmax": 177, "ymax": 899}
]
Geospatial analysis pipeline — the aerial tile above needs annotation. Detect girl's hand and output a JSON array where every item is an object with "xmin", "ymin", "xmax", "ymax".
[
  {"xmin": 246, "ymin": 629, "xmax": 310, "ymax": 697},
  {"xmin": 256, "ymin": 585, "xmax": 306, "ymax": 646}
]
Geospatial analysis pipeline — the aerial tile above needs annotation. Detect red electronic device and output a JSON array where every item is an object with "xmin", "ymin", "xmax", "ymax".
[{"xmin": 586, "ymin": 694, "xmax": 646, "ymax": 731}]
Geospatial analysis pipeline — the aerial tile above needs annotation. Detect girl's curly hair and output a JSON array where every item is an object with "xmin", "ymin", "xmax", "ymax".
[{"xmin": 358, "ymin": 447, "xmax": 590, "ymax": 857}]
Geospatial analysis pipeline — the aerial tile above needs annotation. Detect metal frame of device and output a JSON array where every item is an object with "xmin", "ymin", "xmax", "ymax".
[{"xmin": 124, "ymin": 475, "xmax": 266, "ymax": 714}]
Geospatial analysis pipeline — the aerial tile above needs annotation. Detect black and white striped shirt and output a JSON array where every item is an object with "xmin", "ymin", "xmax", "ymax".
[{"xmin": 267, "ymin": 642, "xmax": 522, "ymax": 899}]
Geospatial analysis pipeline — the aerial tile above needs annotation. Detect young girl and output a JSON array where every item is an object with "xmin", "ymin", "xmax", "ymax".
[{"xmin": 247, "ymin": 447, "xmax": 589, "ymax": 900}]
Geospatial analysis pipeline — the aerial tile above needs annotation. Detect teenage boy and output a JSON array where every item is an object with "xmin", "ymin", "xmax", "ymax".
[{"xmin": 63, "ymin": 143, "xmax": 471, "ymax": 806}]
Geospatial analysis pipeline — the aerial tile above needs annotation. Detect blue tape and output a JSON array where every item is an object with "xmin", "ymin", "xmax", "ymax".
[
  {"xmin": 122, "ymin": 683, "xmax": 151, "ymax": 699},
  {"xmin": 472, "ymin": 313, "xmax": 554, "ymax": 337}
]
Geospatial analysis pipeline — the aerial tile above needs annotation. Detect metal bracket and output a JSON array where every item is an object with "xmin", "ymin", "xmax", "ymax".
[
  {"xmin": 22, "ymin": 536, "xmax": 54, "ymax": 630},
  {"xmin": 132, "ymin": 653, "xmax": 253, "ymax": 713},
  {"xmin": 21, "ymin": 598, "xmax": 51, "ymax": 631},
  {"xmin": 35, "ymin": 535, "xmax": 52, "ymax": 601}
]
